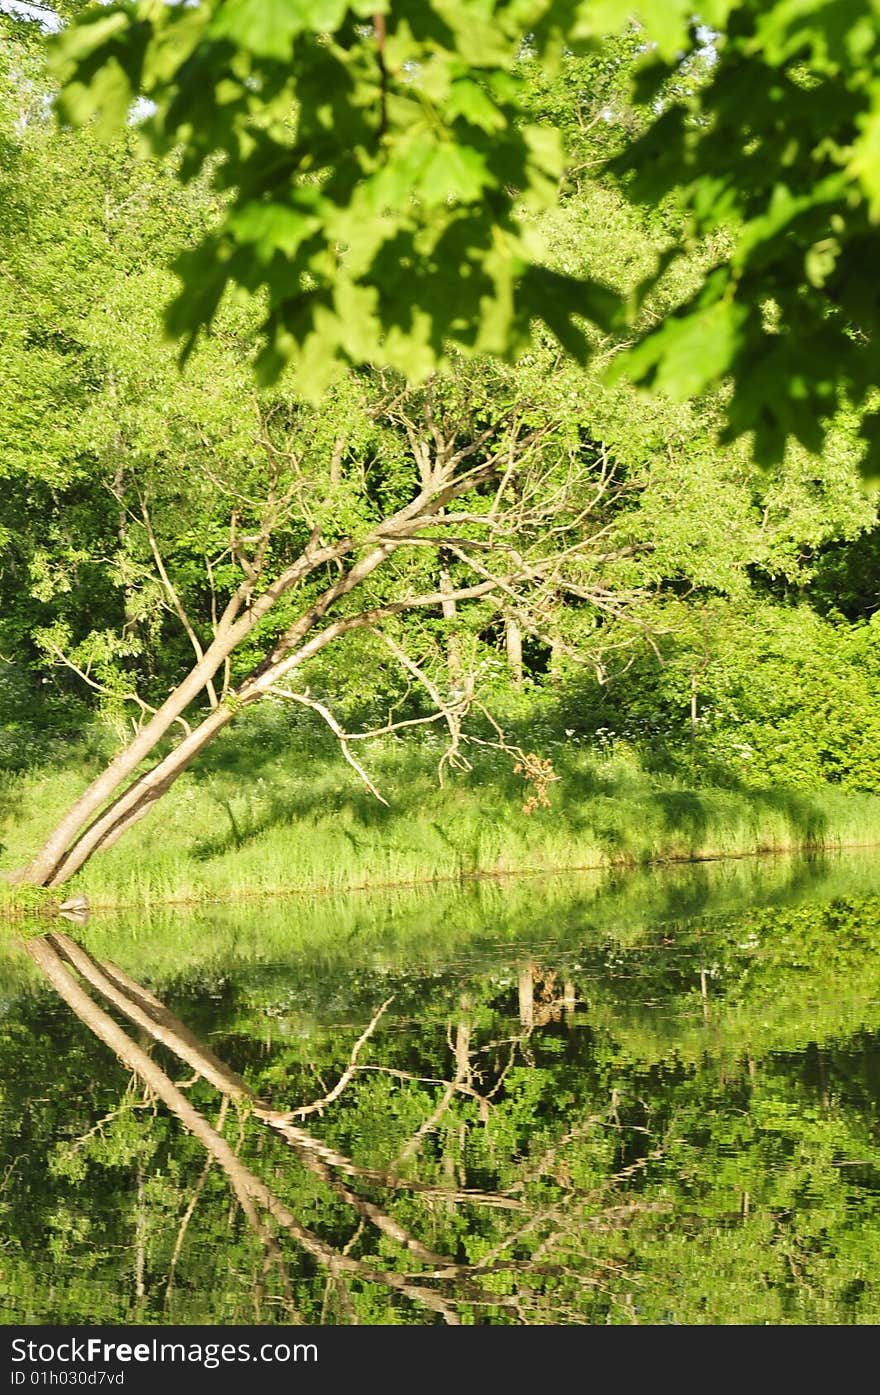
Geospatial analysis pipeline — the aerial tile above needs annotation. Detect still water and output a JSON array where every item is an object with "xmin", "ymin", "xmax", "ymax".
[{"xmin": 3, "ymin": 850, "xmax": 880, "ymax": 1325}]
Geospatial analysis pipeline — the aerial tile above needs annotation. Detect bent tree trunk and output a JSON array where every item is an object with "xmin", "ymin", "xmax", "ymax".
[
  {"xmin": 13, "ymin": 534, "xmax": 368, "ymax": 888},
  {"xmin": 12, "ymin": 436, "xmax": 521, "ymax": 889},
  {"xmin": 11, "ymin": 401, "xmax": 615, "ymax": 891},
  {"xmin": 14, "ymin": 542, "xmax": 418, "ymax": 889},
  {"xmin": 13, "ymin": 529, "xmax": 354, "ymax": 887}
]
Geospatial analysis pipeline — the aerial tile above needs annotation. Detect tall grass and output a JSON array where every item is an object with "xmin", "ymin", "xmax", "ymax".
[{"xmin": 3, "ymin": 709, "xmax": 880, "ymax": 910}]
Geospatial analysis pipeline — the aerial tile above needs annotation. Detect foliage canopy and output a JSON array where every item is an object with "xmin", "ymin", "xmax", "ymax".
[{"xmin": 43, "ymin": 0, "xmax": 880, "ymax": 472}]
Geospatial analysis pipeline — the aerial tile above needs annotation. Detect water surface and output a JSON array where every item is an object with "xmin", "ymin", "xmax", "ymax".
[{"xmin": 3, "ymin": 849, "xmax": 880, "ymax": 1325}]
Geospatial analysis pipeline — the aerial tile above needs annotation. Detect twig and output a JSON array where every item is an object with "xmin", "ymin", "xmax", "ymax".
[
  {"xmin": 267, "ymin": 686, "xmax": 390, "ymax": 805},
  {"xmin": 282, "ymin": 997, "xmax": 394, "ymax": 1119}
]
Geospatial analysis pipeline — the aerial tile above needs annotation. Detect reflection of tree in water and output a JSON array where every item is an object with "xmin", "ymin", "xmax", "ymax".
[
  {"xmin": 11, "ymin": 899, "xmax": 880, "ymax": 1324},
  {"xmin": 21, "ymin": 933, "xmax": 644, "ymax": 1325}
]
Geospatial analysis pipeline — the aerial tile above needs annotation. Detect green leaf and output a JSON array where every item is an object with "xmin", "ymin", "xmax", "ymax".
[
  {"xmin": 614, "ymin": 298, "xmax": 749, "ymax": 400},
  {"xmin": 298, "ymin": 0, "xmax": 350, "ymax": 28},
  {"xmin": 857, "ymin": 410, "xmax": 880, "ymax": 479},
  {"xmin": 849, "ymin": 85, "xmax": 880, "ymax": 221},
  {"xmin": 333, "ymin": 277, "xmax": 380, "ymax": 360},
  {"xmin": 635, "ymin": 0, "xmax": 692, "ymax": 62},
  {"xmin": 430, "ymin": 0, "xmax": 513, "ymax": 66},
  {"xmin": 288, "ymin": 323, "xmax": 347, "ymax": 399},
  {"xmin": 804, "ymin": 236, "xmax": 840, "ymax": 288},
  {"xmin": 229, "ymin": 202, "xmax": 320, "ymax": 260},
  {"xmin": 165, "ymin": 240, "xmax": 231, "ymax": 347},
  {"xmin": 446, "ymin": 78, "xmax": 507, "ymax": 133},
  {"xmin": 520, "ymin": 266, "xmax": 621, "ymax": 360},
  {"xmin": 209, "ymin": 0, "xmax": 321, "ymax": 60},
  {"xmin": 366, "ymin": 145, "xmax": 431, "ymax": 213},
  {"xmin": 631, "ymin": 55, "xmax": 674, "ymax": 107},
  {"xmin": 56, "ymin": 62, "xmax": 134, "ymax": 138},
  {"xmin": 417, "ymin": 144, "xmax": 495, "ymax": 206},
  {"xmin": 52, "ymin": 10, "xmax": 130, "ymax": 68},
  {"xmin": 523, "ymin": 124, "xmax": 564, "ymax": 179},
  {"xmin": 570, "ymin": 0, "xmax": 694, "ymax": 61}
]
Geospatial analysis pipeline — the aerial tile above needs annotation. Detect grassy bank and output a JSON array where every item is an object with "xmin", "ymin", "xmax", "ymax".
[
  {"xmin": 3, "ymin": 710, "xmax": 880, "ymax": 910},
  {"xmin": 8, "ymin": 841, "xmax": 880, "ymax": 973}
]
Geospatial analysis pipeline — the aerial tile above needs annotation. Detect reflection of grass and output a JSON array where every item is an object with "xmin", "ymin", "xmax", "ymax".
[
  {"xmin": 2, "ymin": 709, "xmax": 880, "ymax": 909},
  {"xmin": 0, "ymin": 880, "xmax": 55, "ymax": 920},
  {"xmin": 6, "ymin": 848, "xmax": 880, "ymax": 1037}
]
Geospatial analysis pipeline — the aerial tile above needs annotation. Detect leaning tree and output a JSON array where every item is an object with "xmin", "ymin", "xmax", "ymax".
[{"xmin": 12, "ymin": 351, "xmax": 647, "ymax": 888}]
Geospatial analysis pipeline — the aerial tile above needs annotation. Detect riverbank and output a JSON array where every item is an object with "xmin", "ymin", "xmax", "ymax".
[{"xmin": 3, "ymin": 721, "xmax": 880, "ymax": 912}]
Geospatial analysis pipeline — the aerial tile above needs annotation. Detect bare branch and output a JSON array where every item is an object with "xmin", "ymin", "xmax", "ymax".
[
  {"xmin": 267, "ymin": 686, "xmax": 390, "ymax": 805},
  {"xmin": 281, "ymin": 997, "xmax": 394, "ymax": 1119}
]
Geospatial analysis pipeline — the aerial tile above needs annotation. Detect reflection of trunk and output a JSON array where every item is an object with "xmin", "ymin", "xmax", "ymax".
[
  {"xmin": 22, "ymin": 932, "xmax": 514, "ymax": 1324},
  {"xmin": 563, "ymin": 980, "xmax": 576, "ymax": 1031},
  {"xmin": 518, "ymin": 964, "xmax": 534, "ymax": 1028},
  {"xmin": 506, "ymin": 616, "xmax": 523, "ymax": 687},
  {"xmin": 19, "ymin": 928, "xmax": 629, "ymax": 1323},
  {"xmin": 455, "ymin": 993, "xmax": 471, "ymax": 1084}
]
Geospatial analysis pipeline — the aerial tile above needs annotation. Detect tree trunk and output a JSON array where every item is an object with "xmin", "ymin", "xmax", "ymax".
[
  {"xmin": 506, "ymin": 617, "xmax": 523, "ymax": 687},
  {"xmin": 12, "ymin": 534, "xmax": 398, "ymax": 887},
  {"xmin": 13, "ymin": 532, "xmax": 356, "ymax": 887},
  {"xmin": 12, "ymin": 533, "xmax": 499, "ymax": 887},
  {"xmin": 439, "ymin": 564, "xmax": 462, "ymax": 687}
]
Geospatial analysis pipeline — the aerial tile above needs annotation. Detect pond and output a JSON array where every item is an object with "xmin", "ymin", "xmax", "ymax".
[{"xmin": 3, "ymin": 848, "xmax": 880, "ymax": 1326}]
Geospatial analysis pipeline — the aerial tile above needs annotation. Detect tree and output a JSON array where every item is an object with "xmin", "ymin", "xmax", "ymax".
[
  {"xmin": 0, "ymin": 106, "xmax": 651, "ymax": 891},
  {"xmin": 0, "ymin": 14, "xmax": 661, "ymax": 891},
  {"xmin": 45, "ymin": 0, "xmax": 880, "ymax": 472},
  {"xmin": 4, "ymin": 2, "xmax": 878, "ymax": 893}
]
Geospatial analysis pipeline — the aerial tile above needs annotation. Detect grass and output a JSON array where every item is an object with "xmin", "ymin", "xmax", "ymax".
[
  {"xmin": 5, "ymin": 845, "xmax": 880, "ymax": 1073},
  {"xmin": 3, "ymin": 706, "xmax": 880, "ymax": 912}
]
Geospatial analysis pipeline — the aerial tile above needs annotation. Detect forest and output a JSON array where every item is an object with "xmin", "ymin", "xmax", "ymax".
[
  {"xmin": 2, "ymin": 0, "xmax": 880, "ymax": 911},
  {"xmin": 4, "ymin": 0, "xmax": 880, "ymax": 1334}
]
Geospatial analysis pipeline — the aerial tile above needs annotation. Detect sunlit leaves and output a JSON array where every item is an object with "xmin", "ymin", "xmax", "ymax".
[
  {"xmin": 849, "ymin": 82, "xmax": 880, "ymax": 219},
  {"xmin": 209, "ymin": 0, "xmax": 350, "ymax": 60},
  {"xmin": 49, "ymin": 0, "xmax": 634, "ymax": 393},
  {"xmin": 41, "ymin": 0, "xmax": 880, "ymax": 467},
  {"xmin": 446, "ymin": 76, "xmax": 507, "ymax": 133},
  {"xmin": 609, "ymin": 1, "xmax": 880, "ymax": 475}
]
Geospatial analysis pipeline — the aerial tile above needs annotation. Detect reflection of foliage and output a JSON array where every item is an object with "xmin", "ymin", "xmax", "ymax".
[
  {"xmin": 16, "ymin": 933, "xmax": 643, "ymax": 1324},
  {"xmin": 4, "ymin": 886, "xmax": 880, "ymax": 1323}
]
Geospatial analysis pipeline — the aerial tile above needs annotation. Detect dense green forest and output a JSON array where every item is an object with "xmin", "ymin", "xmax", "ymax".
[
  {"xmin": 5, "ymin": 0, "xmax": 880, "ymax": 1336},
  {"xmin": 2, "ymin": 0, "xmax": 880, "ymax": 907}
]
